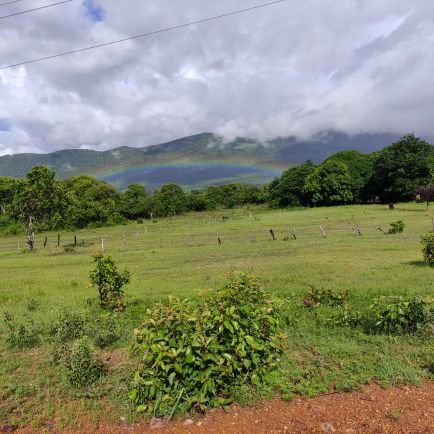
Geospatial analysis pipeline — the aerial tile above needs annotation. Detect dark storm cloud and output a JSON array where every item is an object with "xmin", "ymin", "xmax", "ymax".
[{"xmin": 0, "ymin": 0, "xmax": 433, "ymax": 155}]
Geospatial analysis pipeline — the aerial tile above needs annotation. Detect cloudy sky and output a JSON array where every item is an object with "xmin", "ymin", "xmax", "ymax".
[{"xmin": 0, "ymin": 0, "xmax": 433, "ymax": 156}]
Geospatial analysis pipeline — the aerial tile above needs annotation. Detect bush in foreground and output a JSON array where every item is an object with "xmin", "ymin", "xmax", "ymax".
[
  {"xmin": 130, "ymin": 273, "xmax": 285, "ymax": 415},
  {"xmin": 368, "ymin": 295, "xmax": 433, "ymax": 334}
]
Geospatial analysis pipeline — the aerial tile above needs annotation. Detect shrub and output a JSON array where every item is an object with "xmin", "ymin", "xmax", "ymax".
[
  {"xmin": 326, "ymin": 304, "xmax": 362, "ymax": 328},
  {"xmin": 49, "ymin": 310, "xmax": 85, "ymax": 344},
  {"xmin": 130, "ymin": 274, "xmax": 285, "ymax": 415},
  {"xmin": 3, "ymin": 312, "xmax": 41, "ymax": 349},
  {"xmin": 89, "ymin": 254, "xmax": 130, "ymax": 310},
  {"xmin": 62, "ymin": 336, "xmax": 105, "ymax": 387},
  {"xmin": 87, "ymin": 313, "xmax": 122, "ymax": 348},
  {"xmin": 421, "ymin": 233, "xmax": 434, "ymax": 266},
  {"xmin": 303, "ymin": 285, "xmax": 349, "ymax": 308},
  {"xmin": 388, "ymin": 220, "xmax": 405, "ymax": 234},
  {"xmin": 368, "ymin": 295, "xmax": 433, "ymax": 334}
]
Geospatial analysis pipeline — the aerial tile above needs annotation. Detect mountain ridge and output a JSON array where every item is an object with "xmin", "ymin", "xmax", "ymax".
[{"xmin": 0, "ymin": 131, "xmax": 414, "ymax": 191}]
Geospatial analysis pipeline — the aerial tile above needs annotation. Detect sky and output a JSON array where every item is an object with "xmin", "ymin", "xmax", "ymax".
[{"xmin": 0, "ymin": 0, "xmax": 433, "ymax": 156}]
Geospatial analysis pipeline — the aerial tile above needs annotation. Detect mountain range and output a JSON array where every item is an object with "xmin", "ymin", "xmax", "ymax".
[{"xmin": 0, "ymin": 131, "xmax": 407, "ymax": 191}]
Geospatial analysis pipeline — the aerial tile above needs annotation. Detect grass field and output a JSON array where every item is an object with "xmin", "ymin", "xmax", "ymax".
[{"xmin": 0, "ymin": 203, "xmax": 433, "ymax": 429}]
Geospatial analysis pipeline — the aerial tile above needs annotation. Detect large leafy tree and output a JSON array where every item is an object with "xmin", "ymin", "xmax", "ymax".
[
  {"xmin": 0, "ymin": 176, "xmax": 21, "ymax": 214},
  {"xmin": 62, "ymin": 176, "xmax": 123, "ymax": 228},
  {"xmin": 155, "ymin": 183, "xmax": 186, "ymax": 216},
  {"xmin": 370, "ymin": 133, "xmax": 434, "ymax": 202},
  {"xmin": 268, "ymin": 161, "xmax": 316, "ymax": 207},
  {"xmin": 304, "ymin": 159, "xmax": 353, "ymax": 206},
  {"xmin": 12, "ymin": 166, "xmax": 68, "ymax": 250},
  {"xmin": 326, "ymin": 151, "xmax": 373, "ymax": 202},
  {"xmin": 120, "ymin": 184, "xmax": 147, "ymax": 220}
]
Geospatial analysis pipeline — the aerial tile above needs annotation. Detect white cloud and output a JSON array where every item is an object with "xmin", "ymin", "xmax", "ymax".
[{"xmin": 0, "ymin": 0, "xmax": 433, "ymax": 154}]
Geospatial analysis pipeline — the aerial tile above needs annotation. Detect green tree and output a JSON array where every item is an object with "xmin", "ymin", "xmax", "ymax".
[
  {"xmin": 304, "ymin": 159, "xmax": 353, "ymax": 206},
  {"xmin": 157, "ymin": 183, "xmax": 186, "ymax": 216},
  {"xmin": 120, "ymin": 184, "xmax": 147, "ymax": 220},
  {"xmin": 326, "ymin": 151, "xmax": 373, "ymax": 202},
  {"xmin": 12, "ymin": 166, "xmax": 68, "ymax": 251},
  {"xmin": 370, "ymin": 133, "xmax": 434, "ymax": 203},
  {"xmin": 63, "ymin": 176, "xmax": 123, "ymax": 228},
  {"xmin": 268, "ymin": 161, "xmax": 316, "ymax": 207}
]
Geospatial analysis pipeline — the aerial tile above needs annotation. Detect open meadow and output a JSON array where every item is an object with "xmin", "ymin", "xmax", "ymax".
[{"xmin": 0, "ymin": 203, "xmax": 433, "ymax": 430}]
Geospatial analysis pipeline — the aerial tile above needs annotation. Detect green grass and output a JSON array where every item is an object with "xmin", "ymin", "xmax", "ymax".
[{"xmin": 0, "ymin": 203, "xmax": 433, "ymax": 428}]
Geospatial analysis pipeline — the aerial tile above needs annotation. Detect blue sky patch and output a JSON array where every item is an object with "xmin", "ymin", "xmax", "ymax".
[
  {"xmin": 0, "ymin": 119, "xmax": 10, "ymax": 132},
  {"xmin": 83, "ymin": 0, "xmax": 105, "ymax": 23}
]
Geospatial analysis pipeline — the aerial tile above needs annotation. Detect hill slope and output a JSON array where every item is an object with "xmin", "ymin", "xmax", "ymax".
[{"xmin": 0, "ymin": 131, "xmax": 401, "ymax": 191}]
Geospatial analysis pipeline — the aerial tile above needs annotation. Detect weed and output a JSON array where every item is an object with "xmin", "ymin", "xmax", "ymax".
[
  {"xmin": 87, "ymin": 313, "xmax": 122, "ymax": 348},
  {"xmin": 3, "ymin": 312, "xmax": 41, "ymax": 349},
  {"xmin": 62, "ymin": 336, "xmax": 105, "ymax": 387},
  {"xmin": 303, "ymin": 285, "xmax": 349, "ymax": 308},
  {"xmin": 386, "ymin": 410, "xmax": 401, "ymax": 421},
  {"xmin": 368, "ymin": 295, "xmax": 433, "ymax": 334},
  {"xmin": 388, "ymin": 220, "xmax": 405, "ymax": 234}
]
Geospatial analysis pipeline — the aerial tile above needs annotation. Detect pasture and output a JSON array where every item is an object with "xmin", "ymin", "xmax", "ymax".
[{"xmin": 0, "ymin": 203, "xmax": 433, "ymax": 429}]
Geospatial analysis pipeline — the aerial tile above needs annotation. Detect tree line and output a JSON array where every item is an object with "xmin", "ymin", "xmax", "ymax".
[{"xmin": 0, "ymin": 133, "xmax": 433, "ymax": 246}]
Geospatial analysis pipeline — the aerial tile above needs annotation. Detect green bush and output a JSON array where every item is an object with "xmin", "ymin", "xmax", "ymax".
[
  {"xmin": 421, "ymin": 233, "xmax": 434, "ymax": 266},
  {"xmin": 303, "ymin": 285, "xmax": 349, "ymax": 308},
  {"xmin": 62, "ymin": 336, "xmax": 105, "ymax": 387},
  {"xmin": 368, "ymin": 295, "xmax": 433, "ymax": 334},
  {"xmin": 3, "ymin": 312, "xmax": 41, "ymax": 349},
  {"xmin": 49, "ymin": 310, "xmax": 85, "ymax": 344},
  {"xmin": 130, "ymin": 274, "xmax": 285, "ymax": 415},
  {"xmin": 89, "ymin": 254, "xmax": 130, "ymax": 311},
  {"xmin": 87, "ymin": 313, "xmax": 122, "ymax": 348},
  {"xmin": 388, "ymin": 220, "xmax": 405, "ymax": 234}
]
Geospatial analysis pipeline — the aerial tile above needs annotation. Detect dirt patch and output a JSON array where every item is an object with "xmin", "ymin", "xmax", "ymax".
[{"xmin": 33, "ymin": 381, "xmax": 432, "ymax": 434}]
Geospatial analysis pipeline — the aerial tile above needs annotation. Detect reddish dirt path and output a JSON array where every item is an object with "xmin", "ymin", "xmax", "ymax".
[
  {"xmin": 99, "ymin": 382, "xmax": 434, "ymax": 434},
  {"xmin": 11, "ymin": 381, "xmax": 434, "ymax": 433}
]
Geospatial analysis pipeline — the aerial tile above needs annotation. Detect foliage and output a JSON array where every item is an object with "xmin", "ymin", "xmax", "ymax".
[
  {"xmin": 62, "ymin": 175, "xmax": 124, "ymax": 229},
  {"xmin": 388, "ymin": 220, "xmax": 405, "ymax": 234},
  {"xmin": 89, "ymin": 254, "xmax": 130, "ymax": 310},
  {"xmin": 303, "ymin": 285, "xmax": 349, "ymax": 308},
  {"xmin": 3, "ymin": 312, "xmax": 41, "ymax": 349},
  {"xmin": 87, "ymin": 313, "xmax": 122, "ymax": 348},
  {"xmin": 303, "ymin": 159, "xmax": 353, "ymax": 206},
  {"xmin": 420, "ymin": 233, "xmax": 434, "ymax": 266},
  {"xmin": 49, "ymin": 310, "xmax": 85, "ymax": 345},
  {"xmin": 368, "ymin": 296, "xmax": 433, "ymax": 334},
  {"xmin": 130, "ymin": 274, "xmax": 285, "ymax": 415},
  {"xmin": 268, "ymin": 161, "xmax": 315, "ymax": 207},
  {"xmin": 369, "ymin": 133, "xmax": 434, "ymax": 203},
  {"xmin": 119, "ymin": 184, "xmax": 147, "ymax": 220},
  {"xmin": 326, "ymin": 151, "xmax": 373, "ymax": 202},
  {"xmin": 61, "ymin": 336, "xmax": 105, "ymax": 387},
  {"xmin": 11, "ymin": 166, "xmax": 68, "ymax": 250}
]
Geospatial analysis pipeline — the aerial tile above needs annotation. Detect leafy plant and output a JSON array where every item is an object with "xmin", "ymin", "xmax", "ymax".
[
  {"xmin": 130, "ymin": 273, "xmax": 285, "ymax": 415},
  {"xmin": 326, "ymin": 304, "xmax": 362, "ymax": 328},
  {"xmin": 421, "ymin": 233, "xmax": 434, "ymax": 266},
  {"xmin": 89, "ymin": 254, "xmax": 130, "ymax": 310},
  {"xmin": 87, "ymin": 313, "xmax": 122, "ymax": 348},
  {"xmin": 61, "ymin": 336, "xmax": 105, "ymax": 387},
  {"xmin": 368, "ymin": 295, "xmax": 433, "ymax": 334},
  {"xmin": 3, "ymin": 312, "xmax": 41, "ymax": 349},
  {"xmin": 303, "ymin": 285, "xmax": 349, "ymax": 308},
  {"xmin": 388, "ymin": 220, "xmax": 405, "ymax": 234}
]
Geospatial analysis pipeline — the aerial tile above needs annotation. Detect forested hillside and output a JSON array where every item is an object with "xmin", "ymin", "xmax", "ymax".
[{"xmin": 0, "ymin": 131, "xmax": 401, "ymax": 191}]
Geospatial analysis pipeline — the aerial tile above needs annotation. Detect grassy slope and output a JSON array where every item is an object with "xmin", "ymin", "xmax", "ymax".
[{"xmin": 0, "ymin": 203, "xmax": 433, "ymax": 429}]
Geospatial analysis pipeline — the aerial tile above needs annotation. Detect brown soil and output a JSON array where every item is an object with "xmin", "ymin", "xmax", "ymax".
[{"xmin": 10, "ymin": 381, "xmax": 434, "ymax": 433}]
